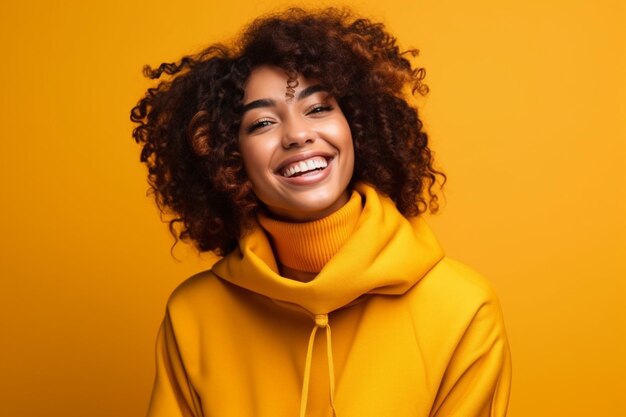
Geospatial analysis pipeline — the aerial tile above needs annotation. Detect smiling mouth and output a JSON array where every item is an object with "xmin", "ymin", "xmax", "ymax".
[{"xmin": 279, "ymin": 156, "xmax": 330, "ymax": 178}]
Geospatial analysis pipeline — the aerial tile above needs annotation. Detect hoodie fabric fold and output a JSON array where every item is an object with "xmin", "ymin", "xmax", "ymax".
[
  {"xmin": 213, "ymin": 183, "xmax": 444, "ymax": 314},
  {"xmin": 147, "ymin": 183, "xmax": 512, "ymax": 417}
]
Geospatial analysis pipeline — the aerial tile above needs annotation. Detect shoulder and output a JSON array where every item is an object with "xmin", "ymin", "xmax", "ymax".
[
  {"xmin": 404, "ymin": 257, "xmax": 510, "ymax": 362},
  {"xmin": 160, "ymin": 269, "xmax": 244, "ymax": 351},
  {"xmin": 417, "ymin": 257, "xmax": 500, "ymax": 305},
  {"xmin": 407, "ymin": 257, "xmax": 505, "ymax": 329},
  {"xmin": 164, "ymin": 270, "xmax": 227, "ymax": 319}
]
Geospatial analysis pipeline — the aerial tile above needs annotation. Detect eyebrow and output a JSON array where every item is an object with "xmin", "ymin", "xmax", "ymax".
[{"xmin": 241, "ymin": 84, "xmax": 328, "ymax": 114}]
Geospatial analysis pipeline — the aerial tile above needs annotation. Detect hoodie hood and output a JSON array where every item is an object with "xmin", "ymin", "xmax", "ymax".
[{"xmin": 212, "ymin": 182, "xmax": 444, "ymax": 315}]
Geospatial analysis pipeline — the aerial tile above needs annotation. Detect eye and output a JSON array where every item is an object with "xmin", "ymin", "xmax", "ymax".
[
  {"xmin": 246, "ymin": 118, "xmax": 274, "ymax": 133},
  {"xmin": 306, "ymin": 104, "xmax": 334, "ymax": 116}
]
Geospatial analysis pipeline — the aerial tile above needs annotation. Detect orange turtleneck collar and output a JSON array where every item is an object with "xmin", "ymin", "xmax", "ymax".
[{"xmin": 257, "ymin": 190, "xmax": 363, "ymax": 274}]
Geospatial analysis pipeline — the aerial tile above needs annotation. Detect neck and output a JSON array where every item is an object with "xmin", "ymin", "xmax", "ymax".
[{"xmin": 258, "ymin": 191, "xmax": 363, "ymax": 278}]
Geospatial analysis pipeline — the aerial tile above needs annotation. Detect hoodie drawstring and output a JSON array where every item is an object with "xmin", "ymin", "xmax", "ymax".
[{"xmin": 299, "ymin": 314, "xmax": 337, "ymax": 417}]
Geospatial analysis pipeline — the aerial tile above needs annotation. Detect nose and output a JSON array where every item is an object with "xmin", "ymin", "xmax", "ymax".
[{"xmin": 282, "ymin": 115, "xmax": 316, "ymax": 149}]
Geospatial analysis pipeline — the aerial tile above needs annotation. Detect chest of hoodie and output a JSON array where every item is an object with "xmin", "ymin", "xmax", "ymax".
[{"xmin": 171, "ymin": 276, "xmax": 444, "ymax": 417}]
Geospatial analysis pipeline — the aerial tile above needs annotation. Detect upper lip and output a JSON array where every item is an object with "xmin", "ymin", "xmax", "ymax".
[{"xmin": 274, "ymin": 151, "xmax": 334, "ymax": 174}]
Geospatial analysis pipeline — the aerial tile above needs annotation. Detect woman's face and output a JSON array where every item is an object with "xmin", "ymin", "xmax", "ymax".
[{"xmin": 238, "ymin": 65, "xmax": 354, "ymax": 222}]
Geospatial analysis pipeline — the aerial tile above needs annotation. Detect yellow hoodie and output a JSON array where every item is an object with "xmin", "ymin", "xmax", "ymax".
[{"xmin": 147, "ymin": 183, "xmax": 512, "ymax": 417}]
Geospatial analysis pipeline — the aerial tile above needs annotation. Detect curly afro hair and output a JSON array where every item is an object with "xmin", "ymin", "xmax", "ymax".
[{"xmin": 130, "ymin": 7, "xmax": 446, "ymax": 256}]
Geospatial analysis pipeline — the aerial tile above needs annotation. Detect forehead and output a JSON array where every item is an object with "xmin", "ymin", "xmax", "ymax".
[{"xmin": 243, "ymin": 65, "xmax": 312, "ymax": 101}]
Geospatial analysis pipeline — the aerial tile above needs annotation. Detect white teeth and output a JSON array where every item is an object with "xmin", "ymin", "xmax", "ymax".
[{"xmin": 281, "ymin": 156, "xmax": 329, "ymax": 177}]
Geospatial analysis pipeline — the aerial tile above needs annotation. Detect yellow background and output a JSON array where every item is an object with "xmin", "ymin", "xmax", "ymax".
[{"xmin": 1, "ymin": 0, "xmax": 624, "ymax": 416}]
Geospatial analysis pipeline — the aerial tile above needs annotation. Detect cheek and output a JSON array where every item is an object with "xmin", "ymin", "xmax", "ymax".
[
  {"xmin": 240, "ymin": 142, "xmax": 266, "ymax": 180},
  {"xmin": 338, "ymin": 122, "xmax": 355, "ymax": 167},
  {"xmin": 344, "ymin": 149, "xmax": 356, "ymax": 183},
  {"xmin": 240, "ymin": 147, "xmax": 255, "ymax": 178}
]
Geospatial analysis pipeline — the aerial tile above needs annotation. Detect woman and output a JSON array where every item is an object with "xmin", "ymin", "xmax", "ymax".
[{"xmin": 131, "ymin": 8, "xmax": 511, "ymax": 417}]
